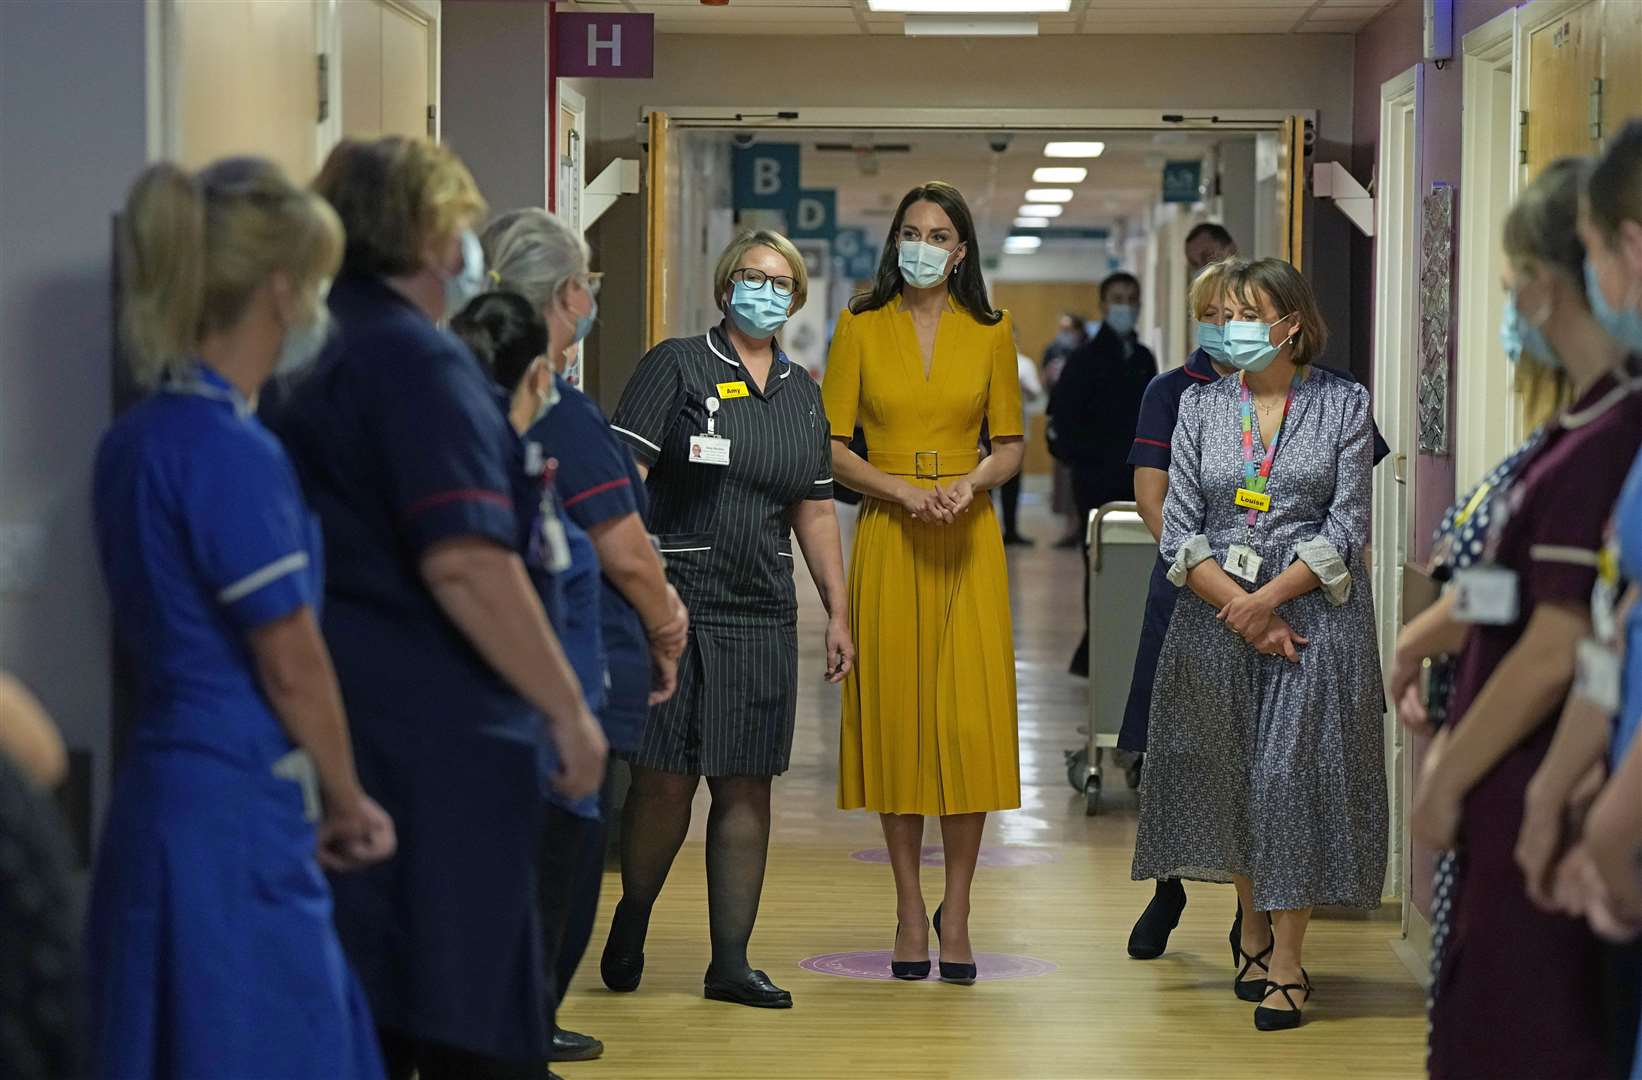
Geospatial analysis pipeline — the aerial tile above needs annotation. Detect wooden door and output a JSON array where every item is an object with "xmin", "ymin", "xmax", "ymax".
[
  {"xmin": 992, "ymin": 282, "xmax": 1102, "ymax": 477},
  {"xmin": 645, "ymin": 111, "xmax": 677, "ymax": 349},
  {"xmin": 174, "ymin": 0, "xmax": 320, "ymax": 181},
  {"xmin": 1526, "ymin": 1, "xmax": 1602, "ymax": 177},
  {"xmin": 1276, "ymin": 115, "xmax": 1307, "ymax": 271},
  {"xmin": 341, "ymin": 0, "xmax": 432, "ymax": 141},
  {"xmin": 1603, "ymin": 0, "xmax": 1642, "ymax": 138}
]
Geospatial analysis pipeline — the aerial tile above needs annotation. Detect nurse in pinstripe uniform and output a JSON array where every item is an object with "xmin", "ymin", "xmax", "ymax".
[{"xmin": 603, "ymin": 231, "xmax": 854, "ymax": 1010}]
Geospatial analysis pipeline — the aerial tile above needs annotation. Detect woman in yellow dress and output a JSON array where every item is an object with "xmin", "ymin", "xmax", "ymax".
[{"xmin": 822, "ymin": 181, "xmax": 1023, "ymax": 984}]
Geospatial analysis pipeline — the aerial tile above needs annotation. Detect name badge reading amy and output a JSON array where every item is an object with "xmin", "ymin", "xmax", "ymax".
[
  {"xmin": 716, "ymin": 380, "xmax": 751, "ymax": 399},
  {"xmin": 1234, "ymin": 488, "xmax": 1272, "ymax": 513},
  {"xmin": 689, "ymin": 434, "xmax": 732, "ymax": 466},
  {"xmin": 1452, "ymin": 566, "xmax": 1520, "ymax": 625}
]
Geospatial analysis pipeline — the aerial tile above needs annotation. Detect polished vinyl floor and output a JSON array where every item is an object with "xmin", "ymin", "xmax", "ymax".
[{"xmin": 561, "ymin": 490, "xmax": 1427, "ymax": 1079}]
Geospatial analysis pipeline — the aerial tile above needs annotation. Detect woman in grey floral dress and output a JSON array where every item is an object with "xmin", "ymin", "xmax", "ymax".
[{"xmin": 1132, "ymin": 258, "xmax": 1387, "ymax": 1032}]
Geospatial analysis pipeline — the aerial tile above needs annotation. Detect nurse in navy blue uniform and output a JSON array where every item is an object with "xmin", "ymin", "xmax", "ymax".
[
  {"xmin": 261, "ymin": 138, "xmax": 606, "ymax": 1080},
  {"xmin": 479, "ymin": 209, "xmax": 687, "ymax": 1063},
  {"xmin": 86, "ymin": 158, "xmax": 393, "ymax": 1080}
]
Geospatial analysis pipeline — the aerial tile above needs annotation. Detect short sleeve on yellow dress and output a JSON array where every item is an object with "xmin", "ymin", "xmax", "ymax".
[{"xmin": 822, "ymin": 297, "xmax": 1023, "ymax": 816}]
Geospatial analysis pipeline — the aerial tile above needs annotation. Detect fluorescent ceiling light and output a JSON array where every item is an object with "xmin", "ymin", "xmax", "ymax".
[
  {"xmin": 1033, "ymin": 166, "xmax": 1087, "ymax": 184},
  {"xmin": 1018, "ymin": 203, "xmax": 1063, "ymax": 217},
  {"xmin": 868, "ymin": 1, "xmax": 1069, "ymax": 11},
  {"xmin": 1044, "ymin": 141, "xmax": 1106, "ymax": 158},
  {"xmin": 903, "ymin": 15, "xmax": 1038, "ymax": 35},
  {"xmin": 1003, "ymin": 237, "xmax": 1043, "ymax": 253},
  {"xmin": 1013, "ymin": 216, "xmax": 1051, "ymax": 228},
  {"xmin": 1024, "ymin": 188, "xmax": 1074, "ymax": 203}
]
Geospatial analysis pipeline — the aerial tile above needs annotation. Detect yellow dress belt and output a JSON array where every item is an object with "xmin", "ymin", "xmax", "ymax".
[{"xmin": 867, "ymin": 449, "xmax": 981, "ymax": 479}]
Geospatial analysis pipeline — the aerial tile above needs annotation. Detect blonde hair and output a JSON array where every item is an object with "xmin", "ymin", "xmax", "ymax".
[
  {"xmin": 480, "ymin": 208, "xmax": 590, "ymax": 314},
  {"xmin": 1188, "ymin": 256, "xmax": 1246, "ymax": 316},
  {"xmin": 1503, "ymin": 157, "xmax": 1592, "ymax": 429},
  {"xmin": 118, "ymin": 158, "xmax": 343, "ymax": 387},
  {"xmin": 714, "ymin": 230, "xmax": 808, "ymax": 315},
  {"xmin": 313, "ymin": 136, "xmax": 485, "ymax": 278}
]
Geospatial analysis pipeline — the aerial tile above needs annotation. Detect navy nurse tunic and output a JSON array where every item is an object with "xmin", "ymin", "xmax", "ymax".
[
  {"xmin": 86, "ymin": 364, "xmax": 383, "ymax": 1080},
  {"xmin": 262, "ymin": 274, "xmax": 550, "ymax": 1063},
  {"xmin": 611, "ymin": 323, "xmax": 834, "ymax": 777}
]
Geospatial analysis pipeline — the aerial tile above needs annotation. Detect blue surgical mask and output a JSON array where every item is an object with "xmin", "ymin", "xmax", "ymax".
[
  {"xmin": 1105, "ymin": 303, "xmax": 1138, "ymax": 337},
  {"xmin": 441, "ymin": 229, "xmax": 486, "ymax": 320},
  {"xmin": 1222, "ymin": 318, "xmax": 1294, "ymax": 373},
  {"xmin": 727, "ymin": 280, "xmax": 791, "ymax": 339},
  {"xmin": 1195, "ymin": 320, "xmax": 1227, "ymax": 363},
  {"xmin": 1499, "ymin": 292, "xmax": 1559, "ymax": 368},
  {"xmin": 275, "ymin": 307, "xmax": 332, "ymax": 377},
  {"xmin": 573, "ymin": 298, "xmax": 598, "ymax": 345},
  {"xmin": 898, "ymin": 240, "xmax": 954, "ymax": 289},
  {"xmin": 1585, "ymin": 258, "xmax": 1642, "ymax": 354}
]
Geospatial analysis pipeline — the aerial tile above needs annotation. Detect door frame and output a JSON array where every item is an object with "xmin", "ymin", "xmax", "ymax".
[
  {"xmin": 1372, "ymin": 62, "xmax": 1422, "ymax": 915},
  {"xmin": 1515, "ymin": 0, "xmax": 1603, "ymax": 187},
  {"xmin": 648, "ymin": 105, "xmax": 1315, "ymax": 134},
  {"xmin": 1454, "ymin": 7, "xmax": 1522, "ymax": 495}
]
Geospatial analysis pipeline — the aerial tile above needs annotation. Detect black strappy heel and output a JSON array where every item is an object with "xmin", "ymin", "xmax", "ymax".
[
  {"xmin": 1254, "ymin": 969, "xmax": 1312, "ymax": 1031},
  {"xmin": 890, "ymin": 923, "xmax": 931, "ymax": 981},
  {"xmin": 1234, "ymin": 941, "xmax": 1274, "ymax": 1002}
]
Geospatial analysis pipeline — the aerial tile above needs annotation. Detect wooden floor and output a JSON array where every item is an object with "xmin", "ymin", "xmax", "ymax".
[{"xmin": 561, "ymin": 490, "xmax": 1427, "ymax": 1079}]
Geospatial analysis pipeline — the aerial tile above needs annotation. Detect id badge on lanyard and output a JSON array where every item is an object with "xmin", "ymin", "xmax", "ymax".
[
  {"xmin": 1592, "ymin": 536, "xmax": 1622, "ymax": 645},
  {"xmin": 1224, "ymin": 375, "xmax": 1297, "ymax": 584},
  {"xmin": 525, "ymin": 441, "xmax": 572, "ymax": 574},
  {"xmin": 689, "ymin": 396, "xmax": 732, "ymax": 466}
]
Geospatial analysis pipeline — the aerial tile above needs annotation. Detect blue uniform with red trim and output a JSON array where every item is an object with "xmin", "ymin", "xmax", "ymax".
[
  {"xmin": 262, "ymin": 274, "xmax": 551, "ymax": 1064},
  {"xmin": 1118, "ymin": 350, "xmax": 1389, "ymax": 751},
  {"xmin": 529, "ymin": 375, "xmax": 650, "ymax": 756},
  {"xmin": 86, "ymin": 364, "xmax": 384, "ymax": 1080}
]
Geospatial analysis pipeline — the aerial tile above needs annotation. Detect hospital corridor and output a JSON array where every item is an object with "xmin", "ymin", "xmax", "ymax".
[{"xmin": 2, "ymin": 1, "xmax": 1642, "ymax": 1079}]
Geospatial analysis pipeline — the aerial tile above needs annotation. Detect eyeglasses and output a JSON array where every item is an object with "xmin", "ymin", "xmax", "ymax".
[
  {"xmin": 575, "ymin": 272, "xmax": 604, "ymax": 299},
  {"xmin": 731, "ymin": 267, "xmax": 797, "ymax": 297}
]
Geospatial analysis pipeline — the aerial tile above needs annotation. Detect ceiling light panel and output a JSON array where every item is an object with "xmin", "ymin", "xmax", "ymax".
[
  {"xmin": 1024, "ymin": 188, "xmax": 1074, "ymax": 203},
  {"xmin": 1013, "ymin": 217, "xmax": 1051, "ymax": 228},
  {"xmin": 867, "ymin": 1, "xmax": 1070, "ymax": 12},
  {"xmin": 1018, "ymin": 204, "xmax": 1063, "ymax": 217},
  {"xmin": 1032, "ymin": 166, "xmax": 1088, "ymax": 183},
  {"xmin": 1044, "ymin": 141, "xmax": 1106, "ymax": 158}
]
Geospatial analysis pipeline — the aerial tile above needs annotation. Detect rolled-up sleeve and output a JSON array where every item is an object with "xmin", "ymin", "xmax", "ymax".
[
  {"xmin": 610, "ymin": 341, "xmax": 685, "ymax": 468},
  {"xmin": 1295, "ymin": 382, "xmax": 1373, "ymax": 606},
  {"xmin": 1161, "ymin": 387, "xmax": 1213, "ymax": 587}
]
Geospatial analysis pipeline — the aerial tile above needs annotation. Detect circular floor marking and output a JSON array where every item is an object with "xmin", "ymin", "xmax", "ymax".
[
  {"xmin": 798, "ymin": 949, "xmax": 1058, "ymax": 982},
  {"xmin": 848, "ymin": 844, "xmax": 1059, "ymax": 868}
]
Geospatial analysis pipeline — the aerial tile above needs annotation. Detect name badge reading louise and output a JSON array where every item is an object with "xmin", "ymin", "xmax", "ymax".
[
  {"xmin": 716, "ymin": 380, "xmax": 751, "ymax": 399},
  {"xmin": 1452, "ymin": 566, "xmax": 1520, "ymax": 625},
  {"xmin": 689, "ymin": 434, "xmax": 732, "ymax": 466},
  {"xmin": 1224, "ymin": 544, "xmax": 1263, "ymax": 584},
  {"xmin": 1234, "ymin": 488, "xmax": 1272, "ymax": 513}
]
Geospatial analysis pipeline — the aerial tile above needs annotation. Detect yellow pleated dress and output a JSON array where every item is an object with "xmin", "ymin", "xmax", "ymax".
[{"xmin": 822, "ymin": 296, "xmax": 1023, "ymax": 816}]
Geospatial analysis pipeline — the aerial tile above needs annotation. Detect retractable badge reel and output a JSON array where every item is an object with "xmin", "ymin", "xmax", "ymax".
[{"xmin": 689, "ymin": 396, "xmax": 732, "ymax": 466}]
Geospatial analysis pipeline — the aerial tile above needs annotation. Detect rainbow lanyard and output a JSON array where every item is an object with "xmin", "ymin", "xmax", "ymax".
[{"xmin": 1238, "ymin": 372, "xmax": 1301, "ymax": 528}]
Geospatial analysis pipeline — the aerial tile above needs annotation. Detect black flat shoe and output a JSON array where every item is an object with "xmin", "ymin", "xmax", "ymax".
[
  {"xmin": 704, "ymin": 968, "xmax": 793, "ymax": 1009},
  {"xmin": 890, "ymin": 923, "xmax": 931, "ymax": 980},
  {"xmin": 1127, "ymin": 879, "xmax": 1187, "ymax": 960},
  {"xmin": 549, "ymin": 1029, "xmax": 604, "ymax": 1063},
  {"xmin": 1254, "ymin": 970, "xmax": 1312, "ymax": 1031},
  {"xmin": 599, "ymin": 946, "xmax": 644, "ymax": 993},
  {"xmin": 932, "ymin": 905, "xmax": 977, "ymax": 985}
]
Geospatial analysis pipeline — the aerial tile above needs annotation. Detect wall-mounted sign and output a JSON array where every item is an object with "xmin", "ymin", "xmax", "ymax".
[
  {"xmin": 555, "ymin": 13, "xmax": 655, "ymax": 79},
  {"xmin": 834, "ymin": 227, "xmax": 880, "ymax": 280},
  {"xmin": 1035, "ymin": 226, "xmax": 1111, "ymax": 241},
  {"xmin": 732, "ymin": 143, "xmax": 801, "ymax": 216},
  {"xmin": 791, "ymin": 189, "xmax": 837, "ymax": 242},
  {"xmin": 1161, "ymin": 160, "xmax": 1204, "ymax": 204}
]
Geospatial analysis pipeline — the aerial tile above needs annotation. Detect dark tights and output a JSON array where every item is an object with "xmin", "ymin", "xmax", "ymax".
[{"xmin": 606, "ymin": 765, "xmax": 774, "ymax": 978}]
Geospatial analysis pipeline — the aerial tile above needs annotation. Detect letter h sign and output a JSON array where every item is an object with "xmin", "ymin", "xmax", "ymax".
[{"xmin": 554, "ymin": 13, "xmax": 655, "ymax": 79}]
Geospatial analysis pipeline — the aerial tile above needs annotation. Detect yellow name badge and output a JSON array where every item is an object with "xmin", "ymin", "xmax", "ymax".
[
  {"xmin": 716, "ymin": 381, "xmax": 751, "ymax": 399},
  {"xmin": 1234, "ymin": 488, "xmax": 1272, "ymax": 513}
]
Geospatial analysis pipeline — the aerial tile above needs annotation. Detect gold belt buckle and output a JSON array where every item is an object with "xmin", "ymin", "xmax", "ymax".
[{"xmin": 914, "ymin": 450, "xmax": 940, "ymax": 480}]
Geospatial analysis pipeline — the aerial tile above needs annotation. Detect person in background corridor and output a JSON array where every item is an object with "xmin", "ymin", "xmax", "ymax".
[
  {"xmin": 1042, "ymin": 313, "xmax": 1087, "ymax": 548},
  {"xmin": 1393, "ymin": 155, "xmax": 1642, "ymax": 1079},
  {"xmin": 824, "ymin": 181, "xmax": 1023, "ymax": 985},
  {"xmin": 999, "ymin": 328, "xmax": 1045, "ymax": 546},
  {"xmin": 1047, "ymin": 271, "xmax": 1158, "ymax": 676},
  {"xmin": 1185, "ymin": 221, "xmax": 1238, "ymax": 279},
  {"xmin": 87, "ymin": 157, "xmax": 393, "ymax": 1080},
  {"xmin": 262, "ymin": 137, "xmax": 606, "ymax": 1080}
]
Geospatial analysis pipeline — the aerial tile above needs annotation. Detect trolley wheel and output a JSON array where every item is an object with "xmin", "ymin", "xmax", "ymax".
[
  {"xmin": 1084, "ymin": 772, "xmax": 1102, "ymax": 816},
  {"xmin": 1125, "ymin": 756, "xmax": 1143, "ymax": 791},
  {"xmin": 1064, "ymin": 748, "xmax": 1090, "ymax": 793}
]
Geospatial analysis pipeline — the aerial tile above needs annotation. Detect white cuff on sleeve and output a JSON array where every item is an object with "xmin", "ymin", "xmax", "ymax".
[
  {"xmin": 1295, "ymin": 537, "xmax": 1352, "ymax": 606},
  {"xmin": 1166, "ymin": 534, "xmax": 1214, "ymax": 587}
]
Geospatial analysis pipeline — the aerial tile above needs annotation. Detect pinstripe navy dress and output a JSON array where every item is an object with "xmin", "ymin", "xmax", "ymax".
[{"xmin": 611, "ymin": 323, "xmax": 834, "ymax": 777}]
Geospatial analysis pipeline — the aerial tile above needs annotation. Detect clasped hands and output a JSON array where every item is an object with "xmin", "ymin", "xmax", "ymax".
[
  {"xmin": 899, "ymin": 478, "xmax": 975, "ymax": 524},
  {"xmin": 1217, "ymin": 590, "xmax": 1307, "ymax": 662},
  {"xmin": 645, "ymin": 585, "xmax": 690, "ymax": 705}
]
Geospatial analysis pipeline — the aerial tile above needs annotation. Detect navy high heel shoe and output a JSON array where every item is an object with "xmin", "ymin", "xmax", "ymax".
[
  {"xmin": 890, "ymin": 923, "xmax": 931, "ymax": 981},
  {"xmin": 932, "ymin": 905, "xmax": 977, "ymax": 985}
]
